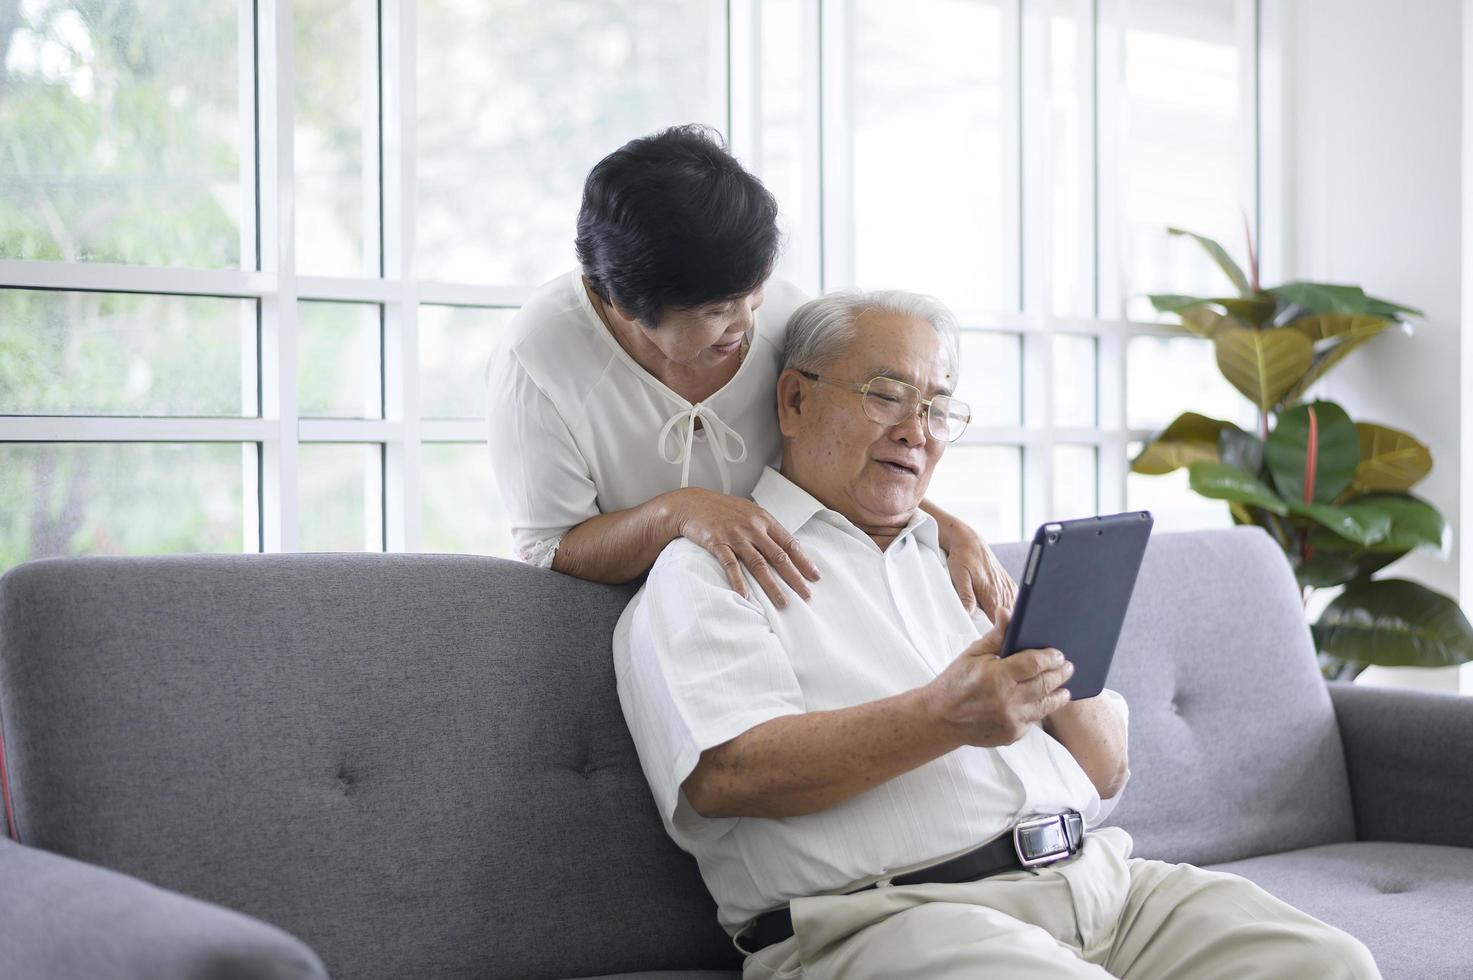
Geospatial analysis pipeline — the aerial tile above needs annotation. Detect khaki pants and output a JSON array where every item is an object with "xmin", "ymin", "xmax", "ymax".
[{"xmin": 741, "ymin": 826, "xmax": 1380, "ymax": 980}]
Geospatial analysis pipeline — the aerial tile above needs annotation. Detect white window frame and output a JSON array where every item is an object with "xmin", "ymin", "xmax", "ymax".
[{"xmin": 0, "ymin": 0, "xmax": 1276, "ymax": 555}]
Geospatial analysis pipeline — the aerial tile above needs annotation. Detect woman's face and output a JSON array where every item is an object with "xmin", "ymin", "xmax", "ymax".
[{"xmin": 639, "ymin": 284, "xmax": 766, "ymax": 368}]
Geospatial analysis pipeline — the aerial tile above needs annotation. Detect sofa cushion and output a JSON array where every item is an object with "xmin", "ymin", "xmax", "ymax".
[
  {"xmin": 991, "ymin": 526, "xmax": 1355, "ymax": 865},
  {"xmin": 0, "ymin": 553, "xmax": 739, "ymax": 980},
  {"xmin": 1207, "ymin": 842, "xmax": 1473, "ymax": 980}
]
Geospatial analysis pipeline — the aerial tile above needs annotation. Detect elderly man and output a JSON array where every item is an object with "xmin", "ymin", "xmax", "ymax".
[{"xmin": 613, "ymin": 290, "xmax": 1380, "ymax": 979}]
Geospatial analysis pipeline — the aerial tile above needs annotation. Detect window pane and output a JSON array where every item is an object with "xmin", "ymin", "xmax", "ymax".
[
  {"xmin": 1111, "ymin": 0, "xmax": 1252, "ymax": 321},
  {"xmin": 295, "ymin": 0, "xmax": 376, "ymax": 276},
  {"xmin": 849, "ymin": 0, "xmax": 1008, "ymax": 316},
  {"xmin": 0, "ymin": 289, "xmax": 254, "ymax": 416},
  {"xmin": 417, "ymin": 0, "xmax": 727, "ymax": 285},
  {"xmin": 954, "ymin": 331, "xmax": 1021, "ymax": 428},
  {"xmin": 1126, "ymin": 441, "xmax": 1233, "ymax": 532},
  {"xmin": 1048, "ymin": 0, "xmax": 1093, "ymax": 316},
  {"xmin": 1053, "ymin": 444, "xmax": 1097, "ymax": 521},
  {"xmin": 0, "ymin": 2, "xmax": 244, "ymax": 266},
  {"xmin": 298, "ymin": 443, "xmax": 382, "ymax": 552},
  {"xmin": 421, "ymin": 443, "xmax": 513, "ymax": 557},
  {"xmin": 420, "ymin": 306, "xmax": 514, "ymax": 419},
  {"xmin": 0, "ymin": 442, "xmax": 251, "ymax": 574},
  {"xmin": 926, "ymin": 445, "xmax": 1023, "ymax": 543},
  {"xmin": 298, "ymin": 302, "xmax": 382, "ymax": 419},
  {"xmin": 753, "ymin": 0, "xmax": 819, "ymax": 290},
  {"xmin": 1125, "ymin": 335, "xmax": 1250, "ymax": 431},
  {"xmin": 1053, "ymin": 334, "xmax": 1096, "ymax": 427}
]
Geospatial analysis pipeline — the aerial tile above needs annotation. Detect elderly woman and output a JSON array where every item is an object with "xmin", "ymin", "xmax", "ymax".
[{"xmin": 484, "ymin": 124, "xmax": 1016, "ymax": 615}]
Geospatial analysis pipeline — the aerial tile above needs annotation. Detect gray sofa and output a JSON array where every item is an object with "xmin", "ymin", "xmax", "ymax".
[{"xmin": 0, "ymin": 526, "xmax": 1469, "ymax": 979}]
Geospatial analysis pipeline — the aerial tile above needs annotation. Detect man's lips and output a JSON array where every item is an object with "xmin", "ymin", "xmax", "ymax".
[{"xmin": 875, "ymin": 458, "xmax": 920, "ymax": 476}]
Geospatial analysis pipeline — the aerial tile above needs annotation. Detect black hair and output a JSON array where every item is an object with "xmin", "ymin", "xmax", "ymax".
[{"xmin": 574, "ymin": 124, "xmax": 781, "ymax": 328}]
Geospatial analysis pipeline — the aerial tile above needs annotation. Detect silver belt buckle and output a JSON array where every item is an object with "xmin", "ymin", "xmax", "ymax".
[{"xmin": 1012, "ymin": 812, "xmax": 1076, "ymax": 868}]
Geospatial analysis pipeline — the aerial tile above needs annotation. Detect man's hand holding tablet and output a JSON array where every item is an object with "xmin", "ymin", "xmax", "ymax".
[{"xmin": 926, "ymin": 606, "xmax": 1074, "ymax": 748}]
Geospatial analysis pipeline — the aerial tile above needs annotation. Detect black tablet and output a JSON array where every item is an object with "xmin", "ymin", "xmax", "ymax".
[{"xmin": 1000, "ymin": 510, "xmax": 1154, "ymax": 699}]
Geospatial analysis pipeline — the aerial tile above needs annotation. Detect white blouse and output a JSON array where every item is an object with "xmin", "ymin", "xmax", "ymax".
[{"xmin": 484, "ymin": 269, "xmax": 810, "ymax": 567}]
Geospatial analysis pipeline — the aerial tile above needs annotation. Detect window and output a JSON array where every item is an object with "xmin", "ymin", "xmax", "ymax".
[{"xmin": 0, "ymin": 1, "xmax": 1267, "ymax": 573}]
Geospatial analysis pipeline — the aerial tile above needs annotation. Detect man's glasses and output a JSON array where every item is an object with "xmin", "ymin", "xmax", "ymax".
[{"xmin": 797, "ymin": 370, "xmax": 971, "ymax": 443}]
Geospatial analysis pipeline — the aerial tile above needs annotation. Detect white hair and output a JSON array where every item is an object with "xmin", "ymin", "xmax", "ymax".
[{"xmin": 781, "ymin": 289, "xmax": 961, "ymax": 381}]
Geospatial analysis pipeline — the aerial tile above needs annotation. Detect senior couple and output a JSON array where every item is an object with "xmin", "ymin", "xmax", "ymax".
[{"xmin": 485, "ymin": 125, "xmax": 1381, "ymax": 978}]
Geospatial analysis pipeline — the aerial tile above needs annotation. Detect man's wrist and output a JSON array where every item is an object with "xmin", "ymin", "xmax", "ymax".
[{"xmin": 908, "ymin": 682, "xmax": 969, "ymax": 755}]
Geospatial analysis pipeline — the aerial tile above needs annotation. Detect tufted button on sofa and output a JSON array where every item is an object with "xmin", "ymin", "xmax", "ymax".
[{"xmin": 0, "ymin": 526, "xmax": 1470, "ymax": 979}]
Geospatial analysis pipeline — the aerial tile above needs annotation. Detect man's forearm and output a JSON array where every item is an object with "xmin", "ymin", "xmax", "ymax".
[
  {"xmin": 1042, "ymin": 697, "xmax": 1128, "ymax": 798},
  {"xmin": 683, "ymin": 687, "xmax": 962, "ymax": 819},
  {"xmin": 550, "ymin": 493, "xmax": 679, "ymax": 583}
]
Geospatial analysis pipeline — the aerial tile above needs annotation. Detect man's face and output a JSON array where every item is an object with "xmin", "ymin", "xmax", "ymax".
[{"xmin": 779, "ymin": 310, "xmax": 953, "ymax": 529}]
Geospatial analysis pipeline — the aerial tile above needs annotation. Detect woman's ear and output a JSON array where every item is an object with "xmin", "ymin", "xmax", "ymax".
[
  {"xmin": 776, "ymin": 368, "xmax": 805, "ymax": 439},
  {"xmin": 611, "ymin": 301, "xmax": 639, "ymax": 325}
]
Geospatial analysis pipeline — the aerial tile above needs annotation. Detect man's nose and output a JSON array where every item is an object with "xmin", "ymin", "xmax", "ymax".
[{"xmin": 893, "ymin": 404, "xmax": 929, "ymax": 445}]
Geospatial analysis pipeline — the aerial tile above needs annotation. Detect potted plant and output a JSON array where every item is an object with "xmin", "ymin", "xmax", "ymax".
[{"xmin": 1131, "ymin": 226, "xmax": 1473, "ymax": 681}]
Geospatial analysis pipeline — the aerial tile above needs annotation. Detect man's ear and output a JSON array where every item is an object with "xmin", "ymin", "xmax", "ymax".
[{"xmin": 776, "ymin": 368, "xmax": 805, "ymax": 439}]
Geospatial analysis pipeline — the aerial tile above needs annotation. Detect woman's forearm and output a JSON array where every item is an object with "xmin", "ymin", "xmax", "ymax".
[
  {"xmin": 918, "ymin": 496, "xmax": 958, "ymax": 534},
  {"xmin": 550, "ymin": 492, "xmax": 683, "ymax": 584}
]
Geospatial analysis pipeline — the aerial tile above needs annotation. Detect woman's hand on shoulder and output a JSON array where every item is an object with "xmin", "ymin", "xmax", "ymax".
[
  {"xmin": 938, "ymin": 519, "xmax": 1018, "ymax": 622},
  {"xmin": 664, "ymin": 487, "xmax": 821, "ymax": 609}
]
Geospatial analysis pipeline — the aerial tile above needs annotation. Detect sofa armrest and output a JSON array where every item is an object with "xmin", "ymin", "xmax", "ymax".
[
  {"xmin": 1327, "ymin": 680, "xmax": 1473, "ymax": 849},
  {"xmin": 0, "ymin": 837, "xmax": 327, "ymax": 980}
]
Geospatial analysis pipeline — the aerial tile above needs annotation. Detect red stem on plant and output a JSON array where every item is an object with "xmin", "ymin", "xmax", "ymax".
[{"xmin": 1301, "ymin": 406, "xmax": 1318, "ymax": 563}]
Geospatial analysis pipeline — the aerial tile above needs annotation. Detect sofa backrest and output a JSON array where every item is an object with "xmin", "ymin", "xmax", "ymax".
[
  {"xmin": 0, "ymin": 554, "xmax": 736, "ymax": 980},
  {"xmin": 0, "ymin": 526, "xmax": 1356, "ymax": 979}
]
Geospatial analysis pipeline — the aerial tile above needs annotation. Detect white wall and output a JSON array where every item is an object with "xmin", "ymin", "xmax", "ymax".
[{"xmin": 1280, "ymin": 0, "xmax": 1466, "ymax": 693}]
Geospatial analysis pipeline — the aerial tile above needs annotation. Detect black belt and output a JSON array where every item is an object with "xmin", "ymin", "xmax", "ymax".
[{"xmin": 734, "ymin": 810, "xmax": 1085, "ymax": 956}]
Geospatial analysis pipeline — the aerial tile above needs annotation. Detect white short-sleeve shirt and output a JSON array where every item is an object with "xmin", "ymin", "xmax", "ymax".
[
  {"xmin": 613, "ymin": 466, "xmax": 1131, "ymax": 934},
  {"xmin": 484, "ymin": 269, "xmax": 809, "ymax": 567}
]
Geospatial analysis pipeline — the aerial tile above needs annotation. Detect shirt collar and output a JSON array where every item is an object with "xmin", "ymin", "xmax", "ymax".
[{"xmin": 750, "ymin": 465, "xmax": 939, "ymax": 552}]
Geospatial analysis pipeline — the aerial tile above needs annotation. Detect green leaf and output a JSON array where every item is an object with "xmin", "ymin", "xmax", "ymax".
[
  {"xmin": 1130, "ymin": 412, "xmax": 1238, "ymax": 475},
  {"xmin": 1218, "ymin": 428, "xmax": 1264, "ymax": 476},
  {"xmin": 1167, "ymin": 227, "xmax": 1251, "ymax": 295},
  {"xmin": 1306, "ymin": 526, "xmax": 1408, "ymax": 580},
  {"xmin": 1294, "ymin": 552, "xmax": 1363, "ymax": 589},
  {"xmin": 1177, "ymin": 305, "xmax": 1234, "ymax": 339},
  {"xmin": 1187, "ymin": 462, "xmax": 1288, "ymax": 514},
  {"xmin": 1287, "ymin": 313, "xmax": 1393, "ymax": 346},
  {"xmin": 1213, "ymin": 325, "xmax": 1314, "ymax": 413},
  {"xmin": 1212, "ymin": 296, "xmax": 1278, "ymax": 327},
  {"xmin": 1279, "ymin": 324, "xmax": 1396, "ymax": 406},
  {"xmin": 1342, "ymin": 493, "xmax": 1448, "ymax": 554},
  {"xmin": 1313, "ymin": 579, "xmax": 1473, "ymax": 668},
  {"xmin": 1266, "ymin": 281, "xmax": 1368, "ymax": 315},
  {"xmin": 1350, "ymin": 422, "xmax": 1432, "ymax": 494},
  {"xmin": 1149, "ymin": 293, "xmax": 1212, "ymax": 313},
  {"xmin": 1284, "ymin": 499, "xmax": 1393, "ymax": 547},
  {"xmin": 1364, "ymin": 295, "xmax": 1424, "ymax": 319},
  {"xmin": 1265, "ymin": 401, "xmax": 1360, "ymax": 504},
  {"xmin": 1149, "ymin": 294, "xmax": 1268, "ymax": 332}
]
